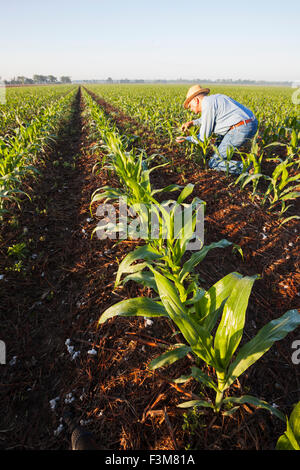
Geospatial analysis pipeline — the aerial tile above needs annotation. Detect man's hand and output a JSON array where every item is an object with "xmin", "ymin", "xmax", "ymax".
[
  {"xmin": 176, "ymin": 136, "xmax": 186, "ymax": 143},
  {"xmin": 181, "ymin": 121, "xmax": 193, "ymax": 132}
]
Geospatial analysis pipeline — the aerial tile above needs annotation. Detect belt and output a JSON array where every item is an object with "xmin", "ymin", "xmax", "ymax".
[{"xmin": 230, "ymin": 116, "xmax": 255, "ymax": 130}]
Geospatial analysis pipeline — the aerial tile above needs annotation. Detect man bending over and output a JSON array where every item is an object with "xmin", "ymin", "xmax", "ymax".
[{"xmin": 176, "ymin": 85, "xmax": 258, "ymax": 174}]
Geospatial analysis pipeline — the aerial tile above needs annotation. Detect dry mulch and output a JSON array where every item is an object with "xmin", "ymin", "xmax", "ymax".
[{"xmin": 0, "ymin": 87, "xmax": 299, "ymax": 451}]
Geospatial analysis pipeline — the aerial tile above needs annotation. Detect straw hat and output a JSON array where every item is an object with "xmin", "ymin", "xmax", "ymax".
[{"xmin": 183, "ymin": 84, "xmax": 210, "ymax": 108}]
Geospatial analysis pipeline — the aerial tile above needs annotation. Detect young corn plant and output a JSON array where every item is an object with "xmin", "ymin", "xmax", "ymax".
[
  {"xmin": 163, "ymin": 119, "xmax": 178, "ymax": 145},
  {"xmin": 99, "ymin": 268, "xmax": 300, "ymax": 420},
  {"xmin": 113, "ymin": 182, "xmax": 242, "ymax": 302},
  {"xmin": 234, "ymin": 135, "xmax": 265, "ymax": 196},
  {"xmin": 187, "ymin": 130, "xmax": 211, "ymax": 168},
  {"xmin": 276, "ymin": 401, "xmax": 300, "ymax": 450},
  {"xmin": 224, "ymin": 146, "xmax": 236, "ymax": 177},
  {"xmin": 88, "ymin": 118, "xmax": 195, "ymax": 261},
  {"xmin": 92, "ymin": 169, "xmax": 210, "ymax": 298},
  {"xmin": 262, "ymin": 159, "xmax": 300, "ymax": 215},
  {"xmin": 264, "ymin": 129, "xmax": 300, "ymax": 166},
  {"xmin": 90, "ymin": 132, "xmax": 172, "ymax": 215}
]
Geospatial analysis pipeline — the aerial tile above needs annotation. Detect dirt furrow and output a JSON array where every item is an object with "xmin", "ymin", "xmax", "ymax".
[{"xmin": 0, "ymin": 87, "xmax": 102, "ymax": 449}]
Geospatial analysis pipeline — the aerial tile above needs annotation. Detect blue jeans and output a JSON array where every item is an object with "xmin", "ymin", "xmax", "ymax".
[{"xmin": 208, "ymin": 119, "xmax": 258, "ymax": 174}]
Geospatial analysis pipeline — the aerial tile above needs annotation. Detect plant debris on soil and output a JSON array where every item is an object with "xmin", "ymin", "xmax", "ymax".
[{"xmin": 1, "ymin": 87, "xmax": 299, "ymax": 451}]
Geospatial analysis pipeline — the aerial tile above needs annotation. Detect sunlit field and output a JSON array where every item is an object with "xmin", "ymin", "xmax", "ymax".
[{"xmin": 1, "ymin": 83, "xmax": 299, "ymax": 451}]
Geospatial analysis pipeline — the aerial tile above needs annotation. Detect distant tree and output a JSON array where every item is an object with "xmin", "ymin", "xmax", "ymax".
[
  {"xmin": 47, "ymin": 75, "xmax": 57, "ymax": 83},
  {"xmin": 17, "ymin": 76, "xmax": 26, "ymax": 84},
  {"xmin": 60, "ymin": 76, "xmax": 71, "ymax": 83},
  {"xmin": 106, "ymin": 77, "xmax": 113, "ymax": 83},
  {"xmin": 33, "ymin": 75, "xmax": 49, "ymax": 83}
]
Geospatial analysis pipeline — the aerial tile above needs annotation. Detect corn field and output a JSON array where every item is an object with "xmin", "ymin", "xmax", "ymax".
[{"xmin": 0, "ymin": 83, "xmax": 300, "ymax": 451}]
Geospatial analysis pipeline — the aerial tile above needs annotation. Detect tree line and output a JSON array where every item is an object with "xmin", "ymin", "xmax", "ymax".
[{"xmin": 3, "ymin": 75, "xmax": 71, "ymax": 85}]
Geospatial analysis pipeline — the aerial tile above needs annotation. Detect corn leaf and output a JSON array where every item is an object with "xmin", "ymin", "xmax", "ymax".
[
  {"xmin": 149, "ymin": 344, "xmax": 192, "ymax": 370},
  {"xmin": 176, "ymin": 183, "xmax": 194, "ymax": 204},
  {"xmin": 224, "ymin": 309, "xmax": 300, "ymax": 390},
  {"xmin": 223, "ymin": 395, "xmax": 285, "ymax": 422},
  {"xmin": 288, "ymin": 402, "xmax": 300, "ymax": 444},
  {"xmin": 151, "ymin": 184, "xmax": 183, "ymax": 196},
  {"xmin": 190, "ymin": 366, "xmax": 220, "ymax": 392},
  {"xmin": 279, "ymin": 215, "xmax": 300, "ymax": 226},
  {"xmin": 152, "ymin": 268, "xmax": 217, "ymax": 368},
  {"xmin": 177, "ymin": 400, "xmax": 213, "ymax": 409},
  {"xmin": 196, "ymin": 272, "xmax": 244, "ymax": 331},
  {"xmin": 276, "ymin": 402, "xmax": 300, "ymax": 450},
  {"xmin": 115, "ymin": 244, "xmax": 162, "ymax": 287},
  {"xmin": 280, "ymin": 191, "xmax": 300, "ymax": 201},
  {"xmin": 179, "ymin": 239, "xmax": 232, "ymax": 282},
  {"xmin": 241, "ymin": 173, "xmax": 265, "ymax": 189},
  {"xmin": 214, "ymin": 275, "xmax": 258, "ymax": 370},
  {"xmin": 122, "ymin": 270, "xmax": 157, "ymax": 292},
  {"xmin": 98, "ymin": 297, "xmax": 168, "ymax": 325}
]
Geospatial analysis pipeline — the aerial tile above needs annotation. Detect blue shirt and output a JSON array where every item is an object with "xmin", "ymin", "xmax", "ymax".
[{"xmin": 186, "ymin": 94, "xmax": 255, "ymax": 143}]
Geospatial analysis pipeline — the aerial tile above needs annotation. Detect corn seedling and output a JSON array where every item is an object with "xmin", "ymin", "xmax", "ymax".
[
  {"xmin": 188, "ymin": 130, "xmax": 211, "ymax": 168},
  {"xmin": 262, "ymin": 159, "xmax": 300, "ymax": 213},
  {"xmin": 276, "ymin": 401, "xmax": 300, "ymax": 450},
  {"xmin": 234, "ymin": 134, "xmax": 265, "ymax": 196},
  {"xmin": 99, "ymin": 268, "xmax": 300, "ymax": 420}
]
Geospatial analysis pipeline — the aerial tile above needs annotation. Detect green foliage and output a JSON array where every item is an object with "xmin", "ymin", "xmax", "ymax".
[
  {"xmin": 87, "ymin": 83, "xmax": 300, "ymax": 428},
  {"xmin": 7, "ymin": 242, "xmax": 28, "ymax": 260},
  {"xmin": 0, "ymin": 87, "xmax": 76, "ymax": 215},
  {"xmin": 99, "ymin": 265, "xmax": 300, "ymax": 419},
  {"xmin": 85, "ymin": 83, "xmax": 300, "ymax": 219},
  {"xmin": 276, "ymin": 402, "xmax": 300, "ymax": 450}
]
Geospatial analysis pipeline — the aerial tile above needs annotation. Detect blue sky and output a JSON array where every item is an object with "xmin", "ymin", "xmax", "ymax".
[{"xmin": 1, "ymin": 0, "xmax": 299, "ymax": 81}]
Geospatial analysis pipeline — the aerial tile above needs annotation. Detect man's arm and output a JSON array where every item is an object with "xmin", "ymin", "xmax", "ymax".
[
  {"xmin": 181, "ymin": 117, "xmax": 202, "ymax": 132},
  {"xmin": 177, "ymin": 102, "xmax": 216, "ymax": 144},
  {"xmin": 181, "ymin": 110, "xmax": 214, "ymax": 144},
  {"xmin": 184, "ymin": 134, "xmax": 201, "ymax": 144},
  {"xmin": 177, "ymin": 117, "xmax": 203, "ymax": 143},
  {"xmin": 198, "ymin": 102, "xmax": 215, "ymax": 142},
  {"xmin": 192, "ymin": 117, "xmax": 202, "ymax": 127}
]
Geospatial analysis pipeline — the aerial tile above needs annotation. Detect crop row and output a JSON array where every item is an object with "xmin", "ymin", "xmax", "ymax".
[
  {"xmin": 0, "ymin": 84, "xmax": 77, "ymax": 137},
  {"xmin": 85, "ymin": 84, "xmax": 299, "ymax": 146},
  {"xmin": 0, "ymin": 87, "xmax": 77, "ymax": 216},
  {"xmin": 86, "ymin": 85, "xmax": 300, "ymax": 226},
  {"xmin": 82, "ymin": 88, "xmax": 300, "ymax": 448}
]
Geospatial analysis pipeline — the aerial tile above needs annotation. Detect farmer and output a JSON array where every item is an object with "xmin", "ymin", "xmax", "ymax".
[{"xmin": 176, "ymin": 85, "xmax": 258, "ymax": 174}]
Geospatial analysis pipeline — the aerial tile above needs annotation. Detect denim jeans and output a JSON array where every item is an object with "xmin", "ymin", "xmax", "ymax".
[{"xmin": 208, "ymin": 118, "xmax": 258, "ymax": 174}]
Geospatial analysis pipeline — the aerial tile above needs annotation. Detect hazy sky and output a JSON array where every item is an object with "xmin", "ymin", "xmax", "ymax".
[{"xmin": 1, "ymin": 0, "xmax": 299, "ymax": 81}]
